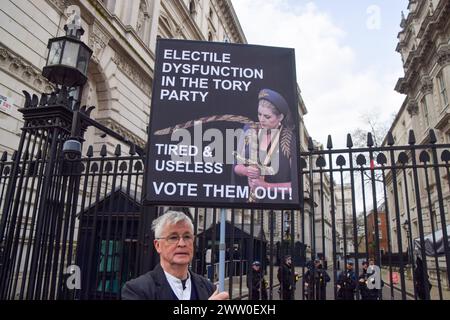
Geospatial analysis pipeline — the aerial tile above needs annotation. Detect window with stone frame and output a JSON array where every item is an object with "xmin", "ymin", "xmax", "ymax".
[
  {"xmin": 437, "ymin": 71, "xmax": 449, "ymax": 109},
  {"xmin": 189, "ymin": 0, "xmax": 196, "ymax": 18},
  {"xmin": 399, "ymin": 180, "xmax": 404, "ymax": 214},
  {"xmin": 159, "ymin": 14, "xmax": 174, "ymax": 39},
  {"xmin": 137, "ymin": 0, "xmax": 149, "ymax": 41},
  {"xmin": 409, "ymin": 171, "xmax": 416, "ymax": 207},
  {"xmin": 412, "ymin": 220, "xmax": 418, "ymax": 239},
  {"xmin": 421, "ymin": 96, "xmax": 430, "ymax": 128},
  {"xmin": 430, "ymin": 209, "xmax": 439, "ymax": 233}
]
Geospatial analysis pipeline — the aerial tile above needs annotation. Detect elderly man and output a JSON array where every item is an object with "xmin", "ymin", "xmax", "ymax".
[{"xmin": 121, "ymin": 211, "xmax": 229, "ymax": 300}]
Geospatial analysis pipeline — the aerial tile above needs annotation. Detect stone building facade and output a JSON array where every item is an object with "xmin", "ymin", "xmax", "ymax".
[{"xmin": 385, "ymin": 0, "xmax": 450, "ymax": 287}]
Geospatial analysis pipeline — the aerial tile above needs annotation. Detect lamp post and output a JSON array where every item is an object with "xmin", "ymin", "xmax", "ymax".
[
  {"xmin": 41, "ymin": 8, "xmax": 92, "ymax": 159},
  {"xmin": 41, "ymin": 8, "xmax": 144, "ymax": 157}
]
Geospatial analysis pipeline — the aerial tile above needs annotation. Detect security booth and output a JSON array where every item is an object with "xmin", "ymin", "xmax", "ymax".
[
  {"xmin": 194, "ymin": 221, "xmax": 267, "ymax": 278},
  {"xmin": 76, "ymin": 188, "xmax": 141, "ymax": 299}
]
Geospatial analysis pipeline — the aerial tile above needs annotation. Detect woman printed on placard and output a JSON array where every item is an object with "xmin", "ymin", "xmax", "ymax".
[{"xmin": 233, "ymin": 88, "xmax": 295, "ymax": 203}]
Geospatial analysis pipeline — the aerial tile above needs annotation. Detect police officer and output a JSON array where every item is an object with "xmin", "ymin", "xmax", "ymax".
[
  {"xmin": 303, "ymin": 260, "xmax": 315, "ymax": 300},
  {"xmin": 314, "ymin": 259, "xmax": 330, "ymax": 300},
  {"xmin": 248, "ymin": 261, "xmax": 268, "ymax": 300},
  {"xmin": 304, "ymin": 259, "xmax": 330, "ymax": 300},
  {"xmin": 337, "ymin": 261, "xmax": 357, "ymax": 300},
  {"xmin": 358, "ymin": 261, "xmax": 371, "ymax": 300},
  {"xmin": 277, "ymin": 255, "xmax": 295, "ymax": 300}
]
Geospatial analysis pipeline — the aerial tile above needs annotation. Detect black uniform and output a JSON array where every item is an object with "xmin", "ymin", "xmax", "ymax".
[
  {"xmin": 414, "ymin": 257, "xmax": 432, "ymax": 300},
  {"xmin": 337, "ymin": 269, "xmax": 357, "ymax": 300},
  {"xmin": 277, "ymin": 261, "xmax": 295, "ymax": 300},
  {"xmin": 304, "ymin": 264, "xmax": 330, "ymax": 300},
  {"xmin": 248, "ymin": 268, "xmax": 268, "ymax": 300}
]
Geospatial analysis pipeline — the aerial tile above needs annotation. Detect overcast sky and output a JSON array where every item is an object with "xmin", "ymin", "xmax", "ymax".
[{"xmin": 232, "ymin": 0, "xmax": 409, "ymax": 148}]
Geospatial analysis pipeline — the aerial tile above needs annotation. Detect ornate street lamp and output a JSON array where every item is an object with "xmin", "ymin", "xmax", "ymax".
[
  {"xmin": 39, "ymin": 9, "xmax": 93, "ymax": 159},
  {"xmin": 42, "ymin": 12, "xmax": 92, "ymax": 89},
  {"xmin": 38, "ymin": 7, "xmax": 143, "ymax": 159}
]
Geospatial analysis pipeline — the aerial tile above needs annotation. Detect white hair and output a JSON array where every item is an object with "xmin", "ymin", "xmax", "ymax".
[{"xmin": 152, "ymin": 211, "xmax": 194, "ymax": 238}]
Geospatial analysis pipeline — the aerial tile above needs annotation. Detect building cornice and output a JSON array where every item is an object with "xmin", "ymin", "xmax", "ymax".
[
  {"xmin": 435, "ymin": 111, "xmax": 450, "ymax": 131},
  {"xmin": 420, "ymin": 75, "xmax": 433, "ymax": 94},
  {"xmin": 171, "ymin": 0, "xmax": 205, "ymax": 40},
  {"xmin": 218, "ymin": 0, "xmax": 247, "ymax": 43},
  {"xmin": 0, "ymin": 43, "xmax": 54, "ymax": 94},
  {"xmin": 406, "ymin": 98, "xmax": 419, "ymax": 116},
  {"xmin": 397, "ymin": 45, "xmax": 450, "ymax": 98},
  {"xmin": 97, "ymin": 118, "xmax": 146, "ymax": 148},
  {"xmin": 395, "ymin": 1, "xmax": 450, "ymax": 96},
  {"xmin": 88, "ymin": 20, "xmax": 112, "ymax": 65},
  {"xmin": 437, "ymin": 44, "xmax": 450, "ymax": 66},
  {"xmin": 405, "ymin": 0, "xmax": 427, "ymax": 24},
  {"xmin": 418, "ymin": 0, "xmax": 450, "ymax": 39},
  {"xmin": 47, "ymin": 0, "xmax": 71, "ymax": 13},
  {"xmin": 397, "ymin": 0, "xmax": 449, "ymax": 63},
  {"xmin": 111, "ymin": 51, "xmax": 152, "ymax": 96},
  {"xmin": 395, "ymin": 77, "xmax": 406, "ymax": 94}
]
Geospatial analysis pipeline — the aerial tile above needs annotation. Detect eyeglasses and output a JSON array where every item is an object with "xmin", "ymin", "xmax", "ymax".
[{"xmin": 157, "ymin": 234, "xmax": 195, "ymax": 244}]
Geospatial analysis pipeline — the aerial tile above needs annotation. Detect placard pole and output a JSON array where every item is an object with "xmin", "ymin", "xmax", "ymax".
[{"xmin": 219, "ymin": 208, "xmax": 226, "ymax": 292}]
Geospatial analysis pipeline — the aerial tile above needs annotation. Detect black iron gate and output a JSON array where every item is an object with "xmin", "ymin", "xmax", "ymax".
[
  {"xmin": 1, "ymin": 91, "xmax": 450, "ymax": 300},
  {"xmin": 300, "ymin": 132, "xmax": 450, "ymax": 300}
]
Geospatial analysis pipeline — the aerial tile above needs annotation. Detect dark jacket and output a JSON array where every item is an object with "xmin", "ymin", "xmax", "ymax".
[
  {"xmin": 248, "ymin": 268, "xmax": 268, "ymax": 300},
  {"xmin": 277, "ymin": 262, "xmax": 295, "ymax": 300},
  {"xmin": 337, "ymin": 270, "xmax": 357, "ymax": 300},
  {"xmin": 304, "ymin": 266, "xmax": 330, "ymax": 300},
  {"xmin": 359, "ymin": 268, "xmax": 383, "ymax": 300},
  {"xmin": 121, "ymin": 264, "xmax": 215, "ymax": 300},
  {"xmin": 414, "ymin": 257, "xmax": 432, "ymax": 300}
]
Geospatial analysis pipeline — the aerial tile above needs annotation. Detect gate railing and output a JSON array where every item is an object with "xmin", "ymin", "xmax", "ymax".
[{"xmin": 299, "ymin": 131, "xmax": 450, "ymax": 300}]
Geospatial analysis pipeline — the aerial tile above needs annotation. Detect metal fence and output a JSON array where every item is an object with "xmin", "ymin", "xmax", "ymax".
[
  {"xmin": 1, "ymin": 90, "xmax": 449, "ymax": 300},
  {"xmin": 300, "ymin": 132, "xmax": 450, "ymax": 300}
]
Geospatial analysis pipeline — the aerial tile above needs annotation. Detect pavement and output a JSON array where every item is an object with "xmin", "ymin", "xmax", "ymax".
[{"xmin": 380, "ymin": 268, "xmax": 450, "ymax": 300}]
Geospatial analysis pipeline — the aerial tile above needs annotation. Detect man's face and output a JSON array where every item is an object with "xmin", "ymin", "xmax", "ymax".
[
  {"xmin": 154, "ymin": 221, "xmax": 194, "ymax": 267},
  {"xmin": 286, "ymin": 257, "xmax": 292, "ymax": 266},
  {"xmin": 347, "ymin": 263, "xmax": 353, "ymax": 270}
]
